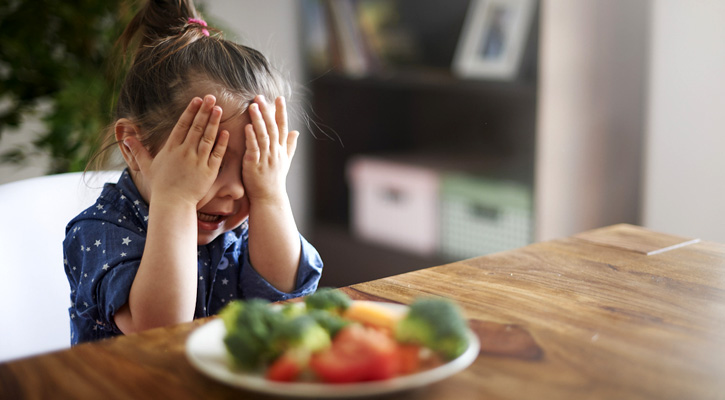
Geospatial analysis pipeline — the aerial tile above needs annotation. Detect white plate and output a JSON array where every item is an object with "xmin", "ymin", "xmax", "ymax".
[{"xmin": 185, "ymin": 302, "xmax": 480, "ymax": 398}]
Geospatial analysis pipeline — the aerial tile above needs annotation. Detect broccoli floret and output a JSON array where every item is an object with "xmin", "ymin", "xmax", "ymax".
[
  {"xmin": 271, "ymin": 314, "xmax": 331, "ymax": 355},
  {"xmin": 280, "ymin": 302, "xmax": 306, "ymax": 318},
  {"xmin": 304, "ymin": 288, "xmax": 352, "ymax": 315},
  {"xmin": 306, "ymin": 308, "xmax": 350, "ymax": 337},
  {"xmin": 394, "ymin": 298, "xmax": 469, "ymax": 360},
  {"xmin": 220, "ymin": 299, "xmax": 285, "ymax": 370},
  {"xmin": 219, "ymin": 299, "xmax": 245, "ymax": 332}
]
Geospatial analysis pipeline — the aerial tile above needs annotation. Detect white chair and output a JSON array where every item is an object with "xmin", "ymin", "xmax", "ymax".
[{"xmin": 0, "ymin": 170, "xmax": 122, "ymax": 361}]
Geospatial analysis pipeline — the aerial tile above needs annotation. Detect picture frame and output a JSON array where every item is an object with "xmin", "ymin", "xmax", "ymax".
[{"xmin": 452, "ymin": 0, "xmax": 535, "ymax": 80}]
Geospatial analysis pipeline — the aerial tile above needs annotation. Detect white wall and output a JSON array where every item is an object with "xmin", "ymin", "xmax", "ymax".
[
  {"xmin": 536, "ymin": 0, "xmax": 650, "ymax": 241},
  {"xmin": 642, "ymin": 0, "xmax": 725, "ymax": 242}
]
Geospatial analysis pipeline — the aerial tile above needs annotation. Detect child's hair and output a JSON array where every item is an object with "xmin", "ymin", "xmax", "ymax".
[{"xmin": 90, "ymin": 0, "xmax": 290, "ymax": 168}]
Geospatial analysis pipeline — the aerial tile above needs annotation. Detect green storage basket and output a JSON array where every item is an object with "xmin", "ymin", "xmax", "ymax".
[{"xmin": 440, "ymin": 174, "xmax": 533, "ymax": 260}]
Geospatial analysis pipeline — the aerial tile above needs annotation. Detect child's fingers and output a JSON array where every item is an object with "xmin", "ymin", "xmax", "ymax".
[
  {"xmin": 249, "ymin": 102, "xmax": 270, "ymax": 154},
  {"xmin": 287, "ymin": 130, "xmax": 299, "ymax": 160},
  {"xmin": 184, "ymin": 95, "xmax": 216, "ymax": 146},
  {"xmin": 275, "ymin": 96, "xmax": 289, "ymax": 147},
  {"xmin": 244, "ymin": 124, "xmax": 261, "ymax": 164},
  {"xmin": 197, "ymin": 105, "xmax": 223, "ymax": 156},
  {"xmin": 255, "ymin": 96, "xmax": 279, "ymax": 151},
  {"xmin": 168, "ymin": 97, "xmax": 204, "ymax": 146},
  {"xmin": 209, "ymin": 129, "xmax": 230, "ymax": 168}
]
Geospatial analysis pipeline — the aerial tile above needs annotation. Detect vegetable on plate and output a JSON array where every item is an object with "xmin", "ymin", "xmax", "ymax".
[{"xmin": 218, "ymin": 289, "xmax": 471, "ymax": 383}]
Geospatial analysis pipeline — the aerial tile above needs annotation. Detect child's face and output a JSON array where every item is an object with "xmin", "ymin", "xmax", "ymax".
[{"xmin": 194, "ymin": 107, "xmax": 251, "ymax": 245}]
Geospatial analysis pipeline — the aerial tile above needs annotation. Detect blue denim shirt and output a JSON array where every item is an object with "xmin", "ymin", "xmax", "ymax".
[{"xmin": 63, "ymin": 170, "xmax": 322, "ymax": 345}]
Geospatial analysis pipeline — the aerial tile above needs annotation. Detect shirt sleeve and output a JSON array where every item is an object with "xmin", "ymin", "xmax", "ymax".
[
  {"xmin": 64, "ymin": 218, "xmax": 144, "ymax": 337},
  {"xmin": 239, "ymin": 233, "xmax": 323, "ymax": 301}
]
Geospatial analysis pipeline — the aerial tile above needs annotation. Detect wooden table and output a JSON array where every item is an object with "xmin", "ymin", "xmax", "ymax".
[{"xmin": 2, "ymin": 224, "xmax": 724, "ymax": 399}]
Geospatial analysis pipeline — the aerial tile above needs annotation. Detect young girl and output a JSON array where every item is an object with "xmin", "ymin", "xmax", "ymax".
[{"xmin": 63, "ymin": 0, "xmax": 322, "ymax": 344}]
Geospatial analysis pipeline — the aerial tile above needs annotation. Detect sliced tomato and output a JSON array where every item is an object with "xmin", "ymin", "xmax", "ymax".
[
  {"xmin": 396, "ymin": 344, "xmax": 422, "ymax": 375},
  {"xmin": 310, "ymin": 324, "xmax": 400, "ymax": 383},
  {"xmin": 266, "ymin": 352, "xmax": 304, "ymax": 382}
]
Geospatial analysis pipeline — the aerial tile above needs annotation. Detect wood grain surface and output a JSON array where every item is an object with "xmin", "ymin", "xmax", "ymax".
[
  {"xmin": 574, "ymin": 223, "xmax": 701, "ymax": 255},
  {"xmin": 1, "ymin": 224, "xmax": 724, "ymax": 400}
]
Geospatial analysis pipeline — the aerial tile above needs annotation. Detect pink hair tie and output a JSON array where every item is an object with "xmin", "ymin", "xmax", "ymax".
[{"xmin": 188, "ymin": 18, "xmax": 209, "ymax": 37}]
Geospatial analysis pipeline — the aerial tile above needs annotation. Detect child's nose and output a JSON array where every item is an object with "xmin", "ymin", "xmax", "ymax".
[{"xmin": 216, "ymin": 173, "xmax": 245, "ymax": 200}]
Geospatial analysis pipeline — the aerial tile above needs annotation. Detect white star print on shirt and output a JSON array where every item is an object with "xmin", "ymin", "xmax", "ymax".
[{"xmin": 121, "ymin": 237, "xmax": 131, "ymax": 245}]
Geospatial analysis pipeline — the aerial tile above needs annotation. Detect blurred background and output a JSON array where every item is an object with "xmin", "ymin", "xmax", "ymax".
[{"xmin": 1, "ymin": 0, "xmax": 724, "ymax": 287}]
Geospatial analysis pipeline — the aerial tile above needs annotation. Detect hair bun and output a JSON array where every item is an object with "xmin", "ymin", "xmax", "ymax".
[
  {"xmin": 187, "ymin": 18, "xmax": 210, "ymax": 37},
  {"xmin": 120, "ymin": 0, "xmax": 205, "ymax": 51}
]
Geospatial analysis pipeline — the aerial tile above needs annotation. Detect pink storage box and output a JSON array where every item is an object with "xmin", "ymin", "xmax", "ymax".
[{"xmin": 347, "ymin": 156, "xmax": 440, "ymax": 255}]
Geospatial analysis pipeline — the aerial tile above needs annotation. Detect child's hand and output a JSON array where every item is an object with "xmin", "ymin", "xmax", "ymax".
[
  {"xmin": 243, "ymin": 95, "xmax": 302, "ymax": 292},
  {"xmin": 124, "ymin": 95, "xmax": 230, "ymax": 207},
  {"xmin": 242, "ymin": 95, "xmax": 299, "ymax": 203}
]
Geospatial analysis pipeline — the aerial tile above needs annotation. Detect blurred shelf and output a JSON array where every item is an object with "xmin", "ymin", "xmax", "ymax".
[
  {"xmin": 304, "ymin": 1, "xmax": 541, "ymax": 282},
  {"xmin": 308, "ymin": 68, "xmax": 537, "ymax": 95}
]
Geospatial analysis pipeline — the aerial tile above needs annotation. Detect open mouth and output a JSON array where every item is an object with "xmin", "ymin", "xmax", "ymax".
[{"xmin": 197, "ymin": 212, "xmax": 224, "ymax": 223}]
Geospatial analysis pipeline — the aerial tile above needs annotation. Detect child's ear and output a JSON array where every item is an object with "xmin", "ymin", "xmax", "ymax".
[{"xmin": 115, "ymin": 118, "xmax": 142, "ymax": 171}]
